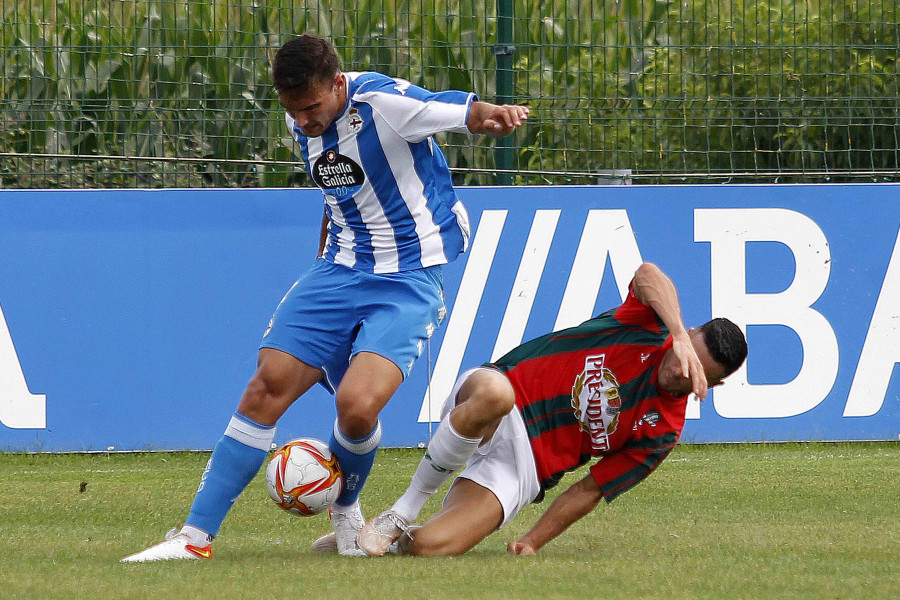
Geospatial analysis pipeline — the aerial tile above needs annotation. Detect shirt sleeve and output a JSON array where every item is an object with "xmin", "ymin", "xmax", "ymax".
[
  {"xmin": 354, "ymin": 78, "xmax": 476, "ymax": 142},
  {"xmin": 612, "ymin": 281, "xmax": 665, "ymax": 332},
  {"xmin": 589, "ymin": 434, "xmax": 678, "ymax": 502}
]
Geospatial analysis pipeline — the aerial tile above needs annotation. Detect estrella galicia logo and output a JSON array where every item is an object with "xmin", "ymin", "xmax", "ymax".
[{"xmin": 312, "ymin": 150, "xmax": 365, "ymax": 198}]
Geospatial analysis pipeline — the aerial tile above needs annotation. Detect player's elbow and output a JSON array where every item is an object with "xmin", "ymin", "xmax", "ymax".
[
  {"xmin": 577, "ymin": 474, "xmax": 605, "ymax": 507},
  {"xmin": 631, "ymin": 262, "xmax": 665, "ymax": 303},
  {"xmin": 634, "ymin": 262, "xmax": 661, "ymax": 281}
]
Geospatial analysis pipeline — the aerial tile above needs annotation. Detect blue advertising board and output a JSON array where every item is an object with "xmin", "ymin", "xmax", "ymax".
[{"xmin": 1, "ymin": 185, "xmax": 897, "ymax": 450}]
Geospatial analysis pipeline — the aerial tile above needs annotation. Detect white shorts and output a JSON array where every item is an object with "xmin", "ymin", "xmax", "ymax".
[{"xmin": 440, "ymin": 368, "xmax": 542, "ymax": 528}]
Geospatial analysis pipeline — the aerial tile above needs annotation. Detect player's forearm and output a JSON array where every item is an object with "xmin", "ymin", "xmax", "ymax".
[
  {"xmin": 510, "ymin": 475, "xmax": 603, "ymax": 555},
  {"xmin": 632, "ymin": 262, "xmax": 708, "ymax": 398},
  {"xmin": 631, "ymin": 262, "xmax": 689, "ymax": 338}
]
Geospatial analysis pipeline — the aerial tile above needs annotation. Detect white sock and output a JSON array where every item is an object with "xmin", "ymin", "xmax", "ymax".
[{"xmin": 391, "ymin": 414, "xmax": 481, "ymax": 522}]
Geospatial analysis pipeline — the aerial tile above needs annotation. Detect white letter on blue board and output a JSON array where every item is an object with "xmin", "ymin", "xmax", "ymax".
[
  {"xmin": 0, "ymin": 302, "xmax": 46, "ymax": 428},
  {"xmin": 695, "ymin": 208, "xmax": 838, "ymax": 418},
  {"xmin": 490, "ymin": 210, "xmax": 561, "ymax": 360},
  {"xmin": 418, "ymin": 210, "xmax": 507, "ymax": 422},
  {"xmin": 845, "ymin": 227, "xmax": 900, "ymax": 417},
  {"xmin": 553, "ymin": 210, "xmax": 643, "ymax": 331}
]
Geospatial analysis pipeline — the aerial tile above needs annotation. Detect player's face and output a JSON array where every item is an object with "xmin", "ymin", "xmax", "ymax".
[
  {"xmin": 657, "ymin": 330, "xmax": 728, "ymax": 396},
  {"xmin": 279, "ymin": 73, "xmax": 346, "ymax": 138}
]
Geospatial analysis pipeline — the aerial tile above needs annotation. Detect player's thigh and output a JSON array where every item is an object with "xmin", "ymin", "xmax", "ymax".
[
  {"xmin": 254, "ymin": 347, "xmax": 324, "ymax": 399},
  {"xmin": 410, "ymin": 478, "xmax": 504, "ymax": 556},
  {"xmin": 238, "ymin": 348, "xmax": 323, "ymax": 424}
]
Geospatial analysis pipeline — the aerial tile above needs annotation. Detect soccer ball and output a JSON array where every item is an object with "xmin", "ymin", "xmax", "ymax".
[{"xmin": 266, "ymin": 438, "xmax": 343, "ymax": 516}]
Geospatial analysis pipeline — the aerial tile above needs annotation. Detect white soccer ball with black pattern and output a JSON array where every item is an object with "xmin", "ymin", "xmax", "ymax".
[{"xmin": 265, "ymin": 438, "xmax": 343, "ymax": 516}]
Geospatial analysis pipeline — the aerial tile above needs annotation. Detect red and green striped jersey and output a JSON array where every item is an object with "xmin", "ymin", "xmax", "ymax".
[{"xmin": 488, "ymin": 285, "xmax": 688, "ymax": 502}]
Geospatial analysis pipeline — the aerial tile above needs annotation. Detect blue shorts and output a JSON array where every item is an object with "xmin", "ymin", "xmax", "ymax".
[{"xmin": 260, "ymin": 260, "xmax": 446, "ymax": 393}]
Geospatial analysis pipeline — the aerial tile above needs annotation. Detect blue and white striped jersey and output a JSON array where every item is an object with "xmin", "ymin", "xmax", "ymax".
[{"xmin": 287, "ymin": 71, "xmax": 475, "ymax": 274}]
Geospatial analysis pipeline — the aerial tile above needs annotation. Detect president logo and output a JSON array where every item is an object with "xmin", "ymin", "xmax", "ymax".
[
  {"xmin": 571, "ymin": 353, "xmax": 621, "ymax": 452},
  {"xmin": 312, "ymin": 151, "xmax": 365, "ymax": 198}
]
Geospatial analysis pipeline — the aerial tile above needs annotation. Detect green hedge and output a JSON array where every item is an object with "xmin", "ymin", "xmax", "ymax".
[{"xmin": 1, "ymin": 0, "xmax": 897, "ymax": 187}]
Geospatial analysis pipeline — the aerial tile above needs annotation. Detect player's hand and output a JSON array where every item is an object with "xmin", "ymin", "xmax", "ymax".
[
  {"xmin": 469, "ymin": 102, "xmax": 529, "ymax": 138},
  {"xmin": 672, "ymin": 334, "xmax": 708, "ymax": 400},
  {"xmin": 508, "ymin": 540, "xmax": 537, "ymax": 555}
]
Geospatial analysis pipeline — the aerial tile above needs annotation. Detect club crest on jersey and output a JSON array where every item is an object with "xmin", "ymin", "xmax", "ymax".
[
  {"xmin": 571, "ymin": 354, "xmax": 621, "ymax": 452},
  {"xmin": 347, "ymin": 108, "xmax": 363, "ymax": 134},
  {"xmin": 633, "ymin": 409, "xmax": 661, "ymax": 430},
  {"xmin": 312, "ymin": 150, "xmax": 365, "ymax": 198}
]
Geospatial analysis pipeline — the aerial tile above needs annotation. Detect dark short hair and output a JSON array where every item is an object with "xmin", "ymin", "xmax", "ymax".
[
  {"xmin": 698, "ymin": 318, "xmax": 747, "ymax": 376},
  {"xmin": 272, "ymin": 34, "xmax": 341, "ymax": 94}
]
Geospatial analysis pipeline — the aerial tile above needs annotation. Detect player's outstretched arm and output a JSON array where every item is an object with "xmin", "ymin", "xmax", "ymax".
[
  {"xmin": 631, "ymin": 262, "xmax": 708, "ymax": 400},
  {"xmin": 508, "ymin": 474, "xmax": 603, "ymax": 556},
  {"xmin": 467, "ymin": 101, "xmax": 529, "ymax": 138}
]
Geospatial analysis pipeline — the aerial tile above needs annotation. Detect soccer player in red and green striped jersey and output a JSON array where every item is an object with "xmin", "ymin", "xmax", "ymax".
[{"xmin": 356, "ymin": 262, "xmax": 747, "ymax": 557}]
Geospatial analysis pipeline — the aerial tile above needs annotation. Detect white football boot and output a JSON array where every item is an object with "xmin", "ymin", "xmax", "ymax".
[
  {"xmin": 357, "ymin": 510, "xmax": 411, "ymax": 557},
  {"xmin": 313, "ymin": 525, "xmax": 420, "ymax": 555},
  {"xmin": 120, "ymin": 527, "xmax": 213, "ymax": 563},
  {"xmin": 388, "ymin": 526, "xmax": 420, "ymax": 555},
  {"xmin": 310, "ymin": 531, "xmax": 338, "ymax": 553},
  {"xmin": 325, "ymin": 501, "xmax": 367, "ymax": 557}
]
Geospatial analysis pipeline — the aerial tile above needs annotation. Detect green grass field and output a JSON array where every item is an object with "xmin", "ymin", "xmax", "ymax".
[{"xmin": 1, "ymin": 443, "xmax": 897, "ymax": 600}]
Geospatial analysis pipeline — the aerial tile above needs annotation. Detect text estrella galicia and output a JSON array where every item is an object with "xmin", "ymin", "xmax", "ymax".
[{"xmin": 311, "ymin": 151, "xmax": 365, "ymax": 198}]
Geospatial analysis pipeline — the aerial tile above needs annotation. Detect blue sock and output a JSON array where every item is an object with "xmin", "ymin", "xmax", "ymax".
[
  {"xmin": 328, "ymin": 420, "xmax": 382, "ymax": 508},
  {"xmin": 185, "ymin": 413, "xmax": 275, "ymax": 537}
]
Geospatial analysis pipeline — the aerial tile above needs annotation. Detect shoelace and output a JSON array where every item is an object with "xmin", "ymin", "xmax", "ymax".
[{"xmin": 383, "ymin": 511, "xmax": 413, "ymax": 539}]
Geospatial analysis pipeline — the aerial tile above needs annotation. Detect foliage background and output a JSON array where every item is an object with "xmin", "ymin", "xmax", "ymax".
[{"xmin": 1, "ymin": 0, "xmax": 898, "ymax": 187}]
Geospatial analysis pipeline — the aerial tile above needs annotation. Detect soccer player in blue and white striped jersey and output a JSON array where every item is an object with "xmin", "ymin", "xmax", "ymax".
[
  {"xmin": 288, "ymin": 70, "xmax": 475, "ymax": 274},
  {"xmin": 122, "ymin": 33, "xmax": 529, "ymax": 562}
]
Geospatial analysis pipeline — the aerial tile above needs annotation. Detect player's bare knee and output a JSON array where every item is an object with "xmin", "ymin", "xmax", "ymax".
[
  {"xmin": 468, "ymin": 370, "xmax": 516, "ymax": 419},
  {"xmin": 334, "ymin": 393, "xmax": 380, "ymax": 438}
]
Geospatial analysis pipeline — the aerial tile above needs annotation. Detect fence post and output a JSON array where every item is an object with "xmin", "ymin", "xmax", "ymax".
[{"xmin": 493, "ymin": 0, "xmax": 515, "ymax": 185}]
